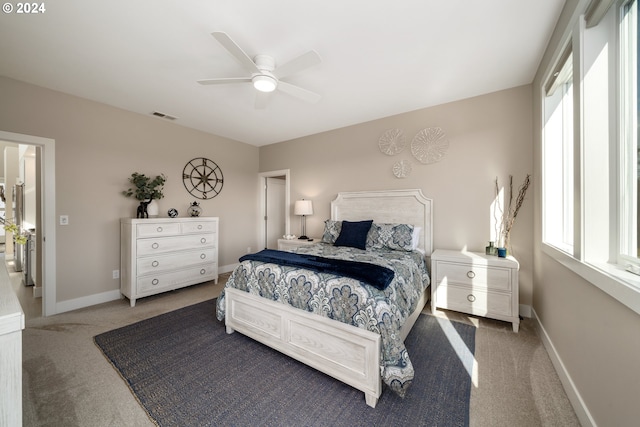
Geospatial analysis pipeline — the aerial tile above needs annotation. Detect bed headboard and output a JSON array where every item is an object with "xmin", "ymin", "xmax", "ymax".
[{"xmin": 330, "ymin": 189, "xmax": 433, "ymax": 256}]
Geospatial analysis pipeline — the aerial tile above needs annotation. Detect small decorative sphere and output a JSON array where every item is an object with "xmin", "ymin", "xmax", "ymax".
[{"xmin": 167, "ymin": 208, "xmax": 178, "ymax": 218}]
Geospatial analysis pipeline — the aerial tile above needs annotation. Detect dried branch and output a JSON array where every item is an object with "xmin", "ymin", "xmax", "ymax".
[
  {"xmin": 497, "ymin": 174, "xmax": 531, "ymax": 248},
  {"xmin": 493, "ymin": 177, "xmax": 503, "ymax": 241}
]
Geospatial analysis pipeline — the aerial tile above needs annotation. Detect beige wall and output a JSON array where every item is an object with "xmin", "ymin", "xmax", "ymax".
[
  {"xmin": 260, "ymin": 85, "xmax": 535, "ymax": 308},
  {"xmin": 0, "ymin": 76, "xmax": 260, "ymax": 305},
  {"xmin": 531, "ymin": 0, "xmax": 640, "ymax": 425}
]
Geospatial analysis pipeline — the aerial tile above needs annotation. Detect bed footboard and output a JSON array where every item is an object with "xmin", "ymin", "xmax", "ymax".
[{"xmin": 224, "ymin": 288, "xmax": 382, "ymax": 407}]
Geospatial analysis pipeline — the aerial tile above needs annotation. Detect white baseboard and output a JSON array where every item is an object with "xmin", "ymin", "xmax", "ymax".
[
  {"xmin": 220, "ymin": 263, "xmax": 239, "ymax": 274},
  {"xmin": 519, "ymin": 303, "xmax": 532, "ymax": 318},
  {"xmin": 54, "ymin": 266, "xmax": 240, "ymax": 315},
  {"xmin": 532, "ymin": 308, "xmax": 596, "ymax": 427},
  {"xmin": 55, "ymin": 289, "xmax": 121, "ymax": 315}
]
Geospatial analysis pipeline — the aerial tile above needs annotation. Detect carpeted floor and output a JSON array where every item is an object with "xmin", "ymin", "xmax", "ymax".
[
  {"xmin": 9, "ymin": 262, "xmax": 580, "ymax": 426},
  {"xmin": 95, "ymin": 299, "xmax": 476, "ymax": 427}
]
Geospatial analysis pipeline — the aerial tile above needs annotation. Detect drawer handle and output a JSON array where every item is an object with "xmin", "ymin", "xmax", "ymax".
[
  {"xmin": 466, "ymin": 271, "xmax": 476, "ymax": 279},
  {"xmin": 200, "ymin": 253, "xmax": 206, "ymax": 259},
  {"xmin": 152, "ymin": 260, "xmax": 159, "ymax": 267},
  {"xmin": 197, "ymin": 224, "xmax": 203, "ymax": 230},
  {"xmin": 200, "ymin": 238, "xmax": 207, "ymax": 244},
  {"xmin": 152, "ymin": 278, "xmax": 159, "ymax": 286},
  {"xmin": 156, "ymin": 226, "xmax": 163, "ymax": 232},
  {"xmin": 467, "ymin": 294, "xmax": 476, "ymax": 302},
  {"xmin": 200, "ymin": 269, "xmax": 206, "ymax": 275},
  {"xmin": 152, "ymin": 243, "xmax": 159, "ymax": 249}
]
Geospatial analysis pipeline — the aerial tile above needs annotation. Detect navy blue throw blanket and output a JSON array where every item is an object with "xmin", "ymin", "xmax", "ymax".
[{"xmin": 239, "ymin": 249, "xmax": 395, "ymax": 290}]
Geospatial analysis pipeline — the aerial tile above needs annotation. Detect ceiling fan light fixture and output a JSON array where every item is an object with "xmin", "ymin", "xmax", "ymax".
[{"xmin": 253, "ymin": 75, "xmax": 277, "ymax": 92}]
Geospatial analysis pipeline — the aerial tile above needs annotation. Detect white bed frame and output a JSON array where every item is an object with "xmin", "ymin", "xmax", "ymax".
[{"xmin": 224, "ymin": 189, "xmax": 433, "ymax": 407}]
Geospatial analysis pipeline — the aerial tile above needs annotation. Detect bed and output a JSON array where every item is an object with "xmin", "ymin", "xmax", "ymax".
[{"xmin": 216, "ymin": 189, "xmax": 433, "ymax": 407}]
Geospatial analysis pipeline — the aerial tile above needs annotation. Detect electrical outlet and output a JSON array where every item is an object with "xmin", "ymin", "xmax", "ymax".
[
  {"xmin": 247, "ymin": 247, "xmax": 252, "ymax": 253},
  {"xmin": 59, "ymin": 215, "xmax": 69, "ymax": 226},
  {"xmin": 112, "ymin": 269, "xmax": 119, "ymax": 279}
]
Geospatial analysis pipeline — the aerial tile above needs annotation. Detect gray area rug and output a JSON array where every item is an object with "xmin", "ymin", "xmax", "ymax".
[{"xmin": 94, "ymin": 299, "xmax": 476, "ymax": 426}]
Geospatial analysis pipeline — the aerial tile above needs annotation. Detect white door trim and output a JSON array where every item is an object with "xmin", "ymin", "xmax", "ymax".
[
  {"xmin": 258, "ymin": 170, "xmax": 290, "ymax": 250},
  {"xmin": 0, "ymin": 130, "xmax": 56, "ymax": 316}
]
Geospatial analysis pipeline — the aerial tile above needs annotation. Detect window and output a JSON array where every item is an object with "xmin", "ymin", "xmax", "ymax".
[
  {"xmin": 543, "ymin": 50, "xmax": 574, "ymax": 255},
  {"xmin": 540, "ymin": 0, "xmax": 640, "ymax": 314},
  {"xmin": 619, "ymin": 0, "xmax": 639, "ymax": 266}
]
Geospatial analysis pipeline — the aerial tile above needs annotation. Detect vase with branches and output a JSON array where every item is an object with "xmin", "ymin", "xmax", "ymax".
[
  {"xmin": 494, "ymin": 174, "xmax": 531, "ymax": 254},
  {"xmin": 122, "ymin": 173, "xmax": 166, "ymax": 218}
]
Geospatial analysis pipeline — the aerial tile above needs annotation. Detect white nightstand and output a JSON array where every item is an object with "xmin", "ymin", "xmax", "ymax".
[
  {"xmin": 277, "ymin": 238, "xmax": 319, "ymax": 252},
  {"xmin": 430, "ymin": 249, "xmax": 520, "ymax": 332}
]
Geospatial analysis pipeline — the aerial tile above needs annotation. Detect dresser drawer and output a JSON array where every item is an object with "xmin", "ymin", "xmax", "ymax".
[
  {"xmin": 435, "ymin": 284, "xmax": 512, "ymax": 317},
  {"xmin": 182, "ymin": 221, "xmax": 217, "ymax": 234},
  {"xmin": 137, "ymin": 248, "xmax": 216, "ymax": 275},
  {"xmin": 137, "ymin": 265, "xmax": 218, "ymax": 294},
  {"xmin": 435, "ymin": 261, "xmax": 511, "ymax": 292},
  {"xmin": 136, "ymin": 222, "xmax": 181, "ymax": 238},
  {"xmin": 137, "ymin": 234, "xmax": 216, "ymax": 255}
]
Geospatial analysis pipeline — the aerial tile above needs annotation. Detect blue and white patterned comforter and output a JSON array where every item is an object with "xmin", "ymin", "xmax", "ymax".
[{"xmin": 216, "ymin": 242, "xmax": 430, "ymax": 397}]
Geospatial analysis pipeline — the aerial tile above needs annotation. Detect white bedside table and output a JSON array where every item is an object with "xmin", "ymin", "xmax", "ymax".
[
  {"xmin": 430, "ymin": 249, "xmax": 520, "ymax": 332},
  {"xmin": 277, "ymin": 238, "xmax": 319, "ymax": 252}
]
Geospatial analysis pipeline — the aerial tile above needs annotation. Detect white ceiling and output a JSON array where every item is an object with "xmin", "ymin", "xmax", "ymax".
[{"xmin": 0, "ymin": 0, "xmax": 565, "ymax": 146}]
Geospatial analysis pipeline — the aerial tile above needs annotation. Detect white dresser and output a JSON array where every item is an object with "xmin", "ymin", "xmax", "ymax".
[
  {"xmin": 120, "ymin": 217, "xmax": 219, "ymax": 307},
  {"xmin": 430, "ymin": 249, "xmax": 520, "ymax": 332}
]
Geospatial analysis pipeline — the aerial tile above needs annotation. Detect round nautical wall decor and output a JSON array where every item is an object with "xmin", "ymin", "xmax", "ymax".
[{"xmin": 182, "ymin": 157, "xmax": 224, "ymax": 200}]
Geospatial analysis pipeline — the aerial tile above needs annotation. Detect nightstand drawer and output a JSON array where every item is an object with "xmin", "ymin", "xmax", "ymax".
[
  {"xmin": 277, "ymin": 238, "xmax": 318, "ymax": 251},
  {"xmin": 435, "ymin": 285, "xmax": 512, "ymax": 317},
  {"xmin": 435, "ymin": 261, "xmax": 511, "ymax": 292}
]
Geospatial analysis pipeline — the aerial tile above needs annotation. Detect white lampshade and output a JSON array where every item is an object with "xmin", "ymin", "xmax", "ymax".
[
  {"xmin": 253, "ymin": 75, "xmax": 277, "ymax": 93},
  {"xmin": 294, "ymin": 199, "xmax": 313, "ymax": 216}
]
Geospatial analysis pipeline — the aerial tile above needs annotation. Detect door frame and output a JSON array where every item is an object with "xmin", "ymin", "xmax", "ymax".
[
  {"xmin": 0, "ymin": 130, "xmax": 56, "ymax": 316},
  {"xmin": 258, "ymin": 169, "xmax": 290, "ymax": 250}
]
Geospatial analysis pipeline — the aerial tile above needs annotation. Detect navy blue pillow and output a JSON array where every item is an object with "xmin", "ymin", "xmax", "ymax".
[{"xmin": 334, "ymin": 220, "xmax": 373, "ymax": 250}]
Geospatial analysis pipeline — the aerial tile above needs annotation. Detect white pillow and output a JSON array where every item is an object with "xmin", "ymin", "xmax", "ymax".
[{"xmin": 411, "ymin": 226, "xmax": 421, "ymax": 250}]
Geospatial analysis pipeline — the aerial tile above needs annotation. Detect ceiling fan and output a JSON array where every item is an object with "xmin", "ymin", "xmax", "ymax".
[{"xmin": 198, "ymin": 32, "xmax": 322, "ymax": 108}]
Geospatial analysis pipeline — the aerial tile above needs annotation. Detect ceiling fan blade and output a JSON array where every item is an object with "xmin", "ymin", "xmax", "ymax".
[
  {"xmin": 254, "ymin": 91, "xmax": 271, "ymax": 109},
  {"xmin": 197, "ymin": 77, "xmax": 252, "ymax": 85},
  {"xmin": 277, "ymin": 81, "xmax": 322, "ymax": 103},
  {"xmin": 211, "ymin": 32, "xmax": 260, "ymax": 74},
  {"xmin": 273, "ymin": 50, "xmax": 321, "ymax": 79}
]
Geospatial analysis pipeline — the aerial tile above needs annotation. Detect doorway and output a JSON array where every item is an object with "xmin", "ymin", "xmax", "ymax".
[
  {"xmin": 259, "ymin": 170, "xmax": 290, "ymax": 250},
  {"xmin": 0, "ymin": 130, "xmax": 56, "ymax": 317}
]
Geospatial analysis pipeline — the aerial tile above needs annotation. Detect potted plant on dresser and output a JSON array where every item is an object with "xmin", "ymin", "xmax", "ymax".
[{"xmin": 122, "ymin": 172, "xmax": 166, "ymax": 218}]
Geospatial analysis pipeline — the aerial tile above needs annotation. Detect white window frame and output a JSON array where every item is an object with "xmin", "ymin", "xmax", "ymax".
[
  {"xmin": 542, "ymin": 51, "xmax": 575, "ymax": 255},
  {"xmin": 540, "ymin": 0, "xmax": 640, "ymax": 316},
  {"xmin": 618, "ymin": 0, "xmax": 638, "ymax": 267}
]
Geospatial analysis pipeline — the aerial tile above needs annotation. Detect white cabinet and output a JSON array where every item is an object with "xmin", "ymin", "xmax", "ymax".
[
  {"xmin": 0, "ymin": 279, "xmax": 24, "ymax": 426},
  {"xmin": 430, "ymin": 249, "xmax": 520, "ymax": 332},
  {"xmin": 120, "ymin": 217, "xmax": 218, "ymax": 307}
]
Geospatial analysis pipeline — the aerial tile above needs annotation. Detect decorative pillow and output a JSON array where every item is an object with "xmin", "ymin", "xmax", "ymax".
[
  {"xmin": 367, "ymin": 223, "xmax": 415, "ymax": 251},
  {"xmin": 321, "ymin": 220, "xmax": 342, "ymax": 244},
  {"xmin": 334, "ymin": 220, "xmax": 373, "ymax": 250}
]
